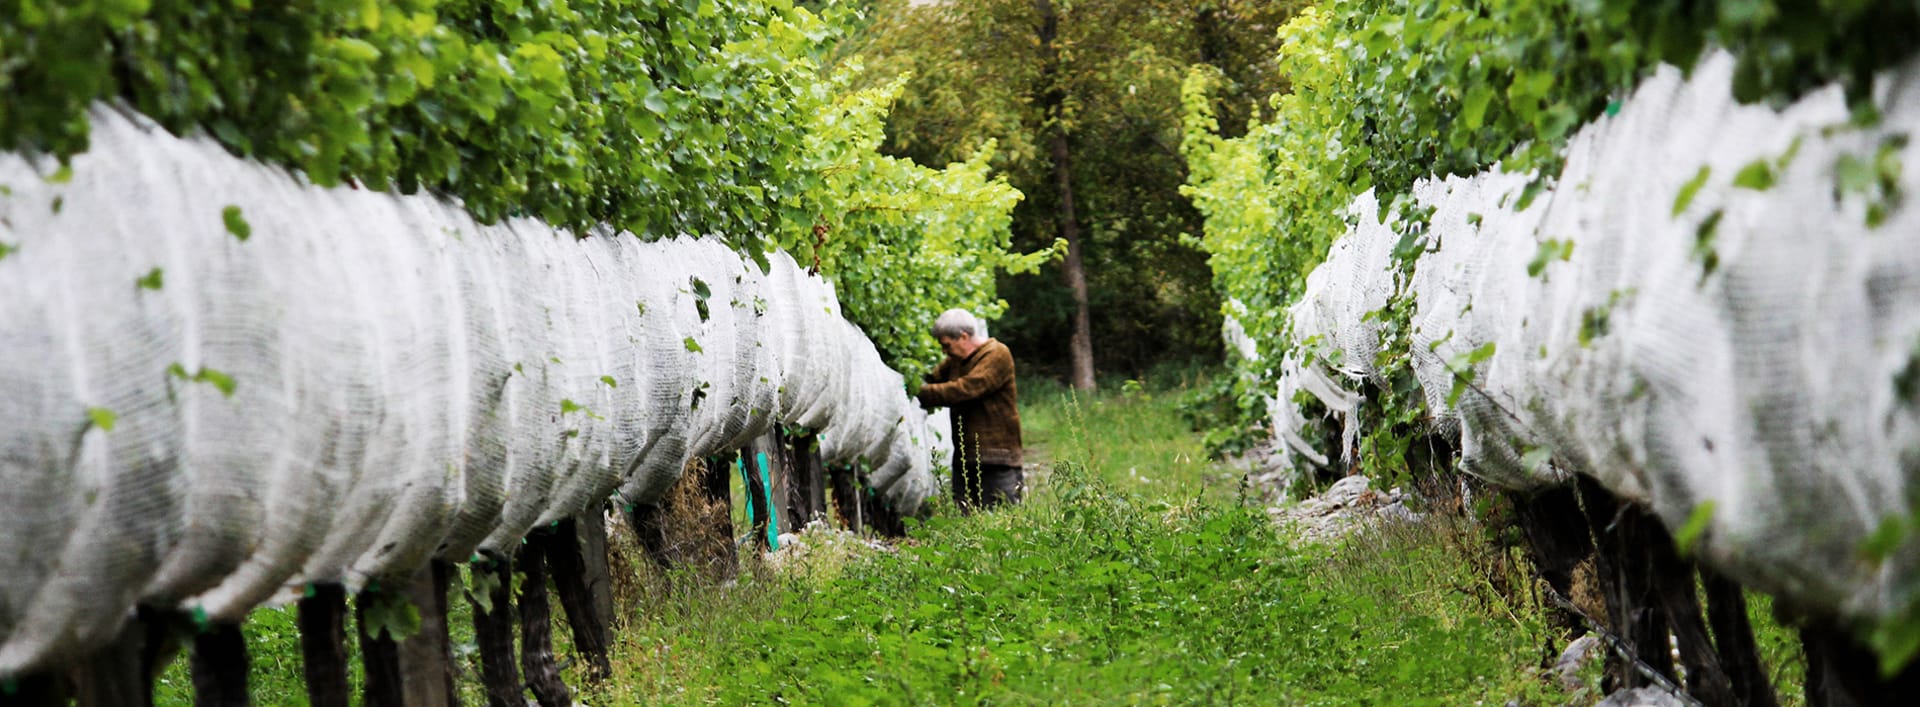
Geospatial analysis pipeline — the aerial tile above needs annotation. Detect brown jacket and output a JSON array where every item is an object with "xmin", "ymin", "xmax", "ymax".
[{"xmin": 917, "ymin": 338, "xmax": 1023, "ymax": 469}]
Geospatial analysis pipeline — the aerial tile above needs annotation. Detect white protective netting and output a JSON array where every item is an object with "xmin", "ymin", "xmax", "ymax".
[
  {"xmin": 0, "ymin": 105, "xmax": 941, "ymax": 677},
  {"xmin": 1272, "ymin": 52, "xmax": 1920, "ymax": 637}
]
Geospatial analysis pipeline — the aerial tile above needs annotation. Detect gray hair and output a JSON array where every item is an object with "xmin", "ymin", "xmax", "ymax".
[{"xmin": 930, "ymin": 308, "xmax": 986, "ymax": 340}]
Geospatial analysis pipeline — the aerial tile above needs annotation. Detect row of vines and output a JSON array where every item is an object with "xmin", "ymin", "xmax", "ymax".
[
  {"xmin": 1181, "ymin": 0, "xmax": 1920, "ymax": 457},
  {"xmin": 0, "ymin": 0, "xmax": 1042, "ymax": 701},
  {"xmin": 1181, "ymin": 0, "xmax": 1920, "ymax": 703},
  {"xmin": 0, "ymin": 0, "xmax": 1049, "ymax": 376}
]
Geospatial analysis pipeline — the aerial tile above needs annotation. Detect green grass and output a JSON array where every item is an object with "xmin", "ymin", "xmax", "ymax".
[
  {"xmin": 595, "ymin": 461, "xmax": 1562, "ymax": 705},
  {"xmin": 153, "ymin": 582, "xmax": 501, "ymax": 706},
  {"xmin": 145, "ymin": 369, "xmax": 1814, "ymax": 705},
  {"xmin": 1019, "ymin": 370, "xmax": 1222, "ymax": 499},
  {"xmin": 587, "ymin": 371, "xmax": 1569, "ymax": 704}
]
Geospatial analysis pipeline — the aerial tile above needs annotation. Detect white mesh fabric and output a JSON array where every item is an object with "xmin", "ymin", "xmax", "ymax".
[
  {"xmin": 0, "ymin": 104, "xmax": 941, "ymax": 677},
  {"xmin": 477, "ymin": 223, "xmax": 569, "ymax": 553},
  {"xmin": 1270, "ymin": 52, "xmax": 1920, "ymax": 636},
  {"xmin": 341, "ymin": 195, "xmax": 462, "ymax": 588},
  {"xmin": 435, "ymin": 220, "xmax": 516, "ymax": 562},
  {"xmin": 0, "ymin": 130, "xmax": 190, "ymax": 667},
  {"xmin": 613, "ymin": 239, "xmax": 697, "ymax": 507},
  {"xmin": 536, "ymin": 235, "xmax": 626, "ymax": 526}
]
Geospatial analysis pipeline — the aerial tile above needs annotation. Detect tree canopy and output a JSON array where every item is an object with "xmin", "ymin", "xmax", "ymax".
[{"xmin": 835, "ymin": 0, "xmax": 1300, "ymax": 383}]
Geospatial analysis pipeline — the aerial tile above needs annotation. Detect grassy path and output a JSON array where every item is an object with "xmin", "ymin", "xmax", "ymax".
[
  {"xmin": 596, "ymin": 373, "xmax": 1567, "ymax": 704},
  {"xmin": 153, "ymin": 372, "xmax": 1578, "ymax": 705}
]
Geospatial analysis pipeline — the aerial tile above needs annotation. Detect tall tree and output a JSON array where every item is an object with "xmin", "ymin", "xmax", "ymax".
[
  {"xmin": 1033, "ymin": 0, "xmax": 1097, "ymax": 390},
  {"xmin": 837, "ymin": 0, "xmax": 1296, "ymax": 388}
]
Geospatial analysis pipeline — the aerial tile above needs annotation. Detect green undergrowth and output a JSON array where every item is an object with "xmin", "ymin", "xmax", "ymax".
[
  {"xmin": 152, "ymin": 578, "xmax": 508, "ymax": 706},
  {"xmin": 599, "ymin": 376, "xmax": 1569, "ymax": 704},
  {"xmin": 1018, "ymin": 368, "xmax": 1222, "ymax": 499},
  {"xmin": 603, "ymin": 463, "xmax": 1565, "ymax": 705},
  {"xmin": 149, "ymin": 375, "xmax": 1574, "ymax": 704},
  {"xmin": 151, "ymin": 605, "xmax": 336, "ymax": 704}
]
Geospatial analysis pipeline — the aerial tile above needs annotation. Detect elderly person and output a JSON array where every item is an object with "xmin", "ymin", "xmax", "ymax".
[{"xmin": 916, "ymin": 308, "xmax": 1024, "ymax": 511}]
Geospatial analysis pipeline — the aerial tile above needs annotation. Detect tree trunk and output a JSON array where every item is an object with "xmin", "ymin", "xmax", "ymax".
[
  {"xmin": 1053, "ymin": 133, "xmax": 1095, "ymax": 392},
  {"xmin": 1036, "ymin": 0, "xmax": 1095, "ymax": 391},
  {"xmin": 1510, "ymin": 486, "xmax": 1592, "ymax": 639},
  {"xmin": 828, "ymin": 464, "xmax": 863, "ymax": 532},
  {"xmin": 1643, "ymin": 525, "xmax": 1736, "ymax": 706}
]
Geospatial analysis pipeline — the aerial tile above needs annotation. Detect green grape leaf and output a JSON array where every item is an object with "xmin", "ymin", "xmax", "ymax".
[
  {"xmin": 1672, "ymin": 166, "xmax": 1711, "ymax": 216},
  {"xmin": 195, "ymin": 368, "xmax": 237, "ymax": 397},
  {"xmin": 222, "ymin": 205, "xmax": 251, "ymax": 241},
  {"xmin": 1460, "ymin": 86, "xmax": 1494, "ymax": 130},
  {"xmin": 1674, "ymin": 501, "xmax": 1717, "ymax": 557},
  {"xmin": 466, "ymin": 567, "xmax": 502, "ymax": 616},
  {"xmin": 1526, "ymin": 239, "xmax": 1573, "ymax": 278},
  {"xmin": 1520, "ymin": 446, "xmax": 1552, "ymax": 474},
  {"xmin": 361, "ymin": 591, "xmax": 422, "ymax": 642},
  {"xmin": 1732, "ymin": 159, "xmax": 1776, "ymax": 191},
  {"xmin": 1862, "ymin": 515, "xmax": 1911, "ymax": 566}
]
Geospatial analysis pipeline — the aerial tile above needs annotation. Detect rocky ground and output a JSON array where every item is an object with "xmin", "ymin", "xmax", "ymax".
[{"xmin": 1229, "ymin": 439, "xmax": 1421, "ymax": 545}]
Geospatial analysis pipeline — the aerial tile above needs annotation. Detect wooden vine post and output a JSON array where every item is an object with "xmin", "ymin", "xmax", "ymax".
[
  {"xmin": 298, "ymin": 584, "xmax": 352, "ymax": 707},
  {"xmin": 779, "ymin": 430, "xmax": 828, "ymax": 532},
  {"xmin": 575, "ymin": 513, "xmax": 616, "ymax": 632},
  {"xmin": 516, "ymin": 537, "xmax": 570, "ymax": 707},
  {"xmin": 827, "ymin": 463, "xmax": 864, "ymax": 532},
  {"xmin": 70, "ymin": 611, "xmax": 148, "ymax": 707},
  {"xmin": 542, "ymin": 517, "xmax": 613, "ymax": 680},
  {"xmin": 468, "ymin": 556, "xmax": 521, "ymax": 707},
  {"xmin": 190, "ymin": 622, "xmax": 250, "ymax": 707},
  {"xmin": 392, "ymin": 561, "xmax": 458, "ymax": 706},
  {"xmin": 355, "ymin": 587, "xmax": 404, "ymax": 707},
  {"xmin": 742, "ymin": 438, "xmax": 777, "ymax": 553},
  {"xmin": 701, "ymin": 454, "xmax": 740, "ymax": 582}
]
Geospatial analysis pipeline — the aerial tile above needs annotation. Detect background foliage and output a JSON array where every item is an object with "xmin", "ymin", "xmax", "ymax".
[
  {"xmin": 777, "ymin": 67, "xmax": 1051, "ymax": 376},
  {"xmin": 835, "ymin": 0, "xmax": 1302, "ymax": 380}
]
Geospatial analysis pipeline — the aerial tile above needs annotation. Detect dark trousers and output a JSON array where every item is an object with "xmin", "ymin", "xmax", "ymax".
[{"xmin": 952, "ymin": 462, "xmax": 1023, "ymax": 512}]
